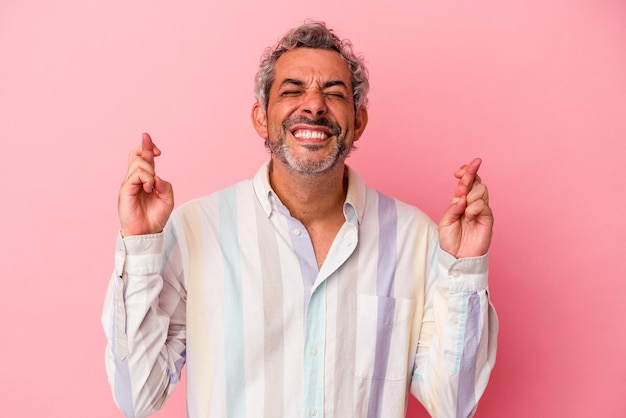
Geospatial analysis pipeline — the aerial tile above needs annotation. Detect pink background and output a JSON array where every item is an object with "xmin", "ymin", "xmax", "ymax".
[{"xmin": 1, "ymin": 0, "xmax": 625, "ymax": 416}]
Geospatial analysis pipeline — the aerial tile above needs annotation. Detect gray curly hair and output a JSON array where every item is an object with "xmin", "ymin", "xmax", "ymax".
[{"xmin": 254, "ymin": 21, "xmax": 370, "ymax": 112}]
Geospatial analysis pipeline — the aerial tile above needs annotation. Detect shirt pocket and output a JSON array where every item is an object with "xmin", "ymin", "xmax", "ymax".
[{"xmin": 354, "ymin": 294, "xmax": 416, "ymax": 381}]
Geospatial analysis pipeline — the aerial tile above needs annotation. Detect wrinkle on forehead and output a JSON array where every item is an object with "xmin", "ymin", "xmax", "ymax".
[{"xmin": 273, "ymin": 48, "xmax": 352, "ymax": 91}]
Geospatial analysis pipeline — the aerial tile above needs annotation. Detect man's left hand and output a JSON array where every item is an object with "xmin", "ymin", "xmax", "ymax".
[{"xmin": 438, "ymin": 158, "xmax": 493, "ymax": 259}]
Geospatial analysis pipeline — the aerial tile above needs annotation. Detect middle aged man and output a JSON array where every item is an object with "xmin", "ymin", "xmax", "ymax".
[{"xmin": 103, "ymin": 21, "xmax": 498, "ymax": 418}]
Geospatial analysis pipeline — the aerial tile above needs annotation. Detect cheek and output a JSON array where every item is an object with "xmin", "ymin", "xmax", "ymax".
[
  {"xmin": 331, "ymin": 103, "xmax": 356, "ymax": 122},
  {"xmin": 269, "ymin": 119, "xmax": 286, "ymax": 134}
]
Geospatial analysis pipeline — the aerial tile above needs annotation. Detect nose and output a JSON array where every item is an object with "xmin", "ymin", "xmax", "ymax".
[{"xmin": 301, "ymin": 90, "xmax": 327, "ymax": 118}]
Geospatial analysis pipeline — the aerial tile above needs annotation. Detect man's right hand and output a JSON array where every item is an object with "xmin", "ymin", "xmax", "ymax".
[{"xmin": 119, "ymin": 133, "xmax": 174, "ymax": 237}]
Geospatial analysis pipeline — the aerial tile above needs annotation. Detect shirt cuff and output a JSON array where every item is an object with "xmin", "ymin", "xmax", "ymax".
[
  {"xmin": 114, "ymin": 231, "xmax": 165, "ymax": 277},
  {"xmin": 437, "ymin": 248, "xmax": 489, "ymax": 292}
]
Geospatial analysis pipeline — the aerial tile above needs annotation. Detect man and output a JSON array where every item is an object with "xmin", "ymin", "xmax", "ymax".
[{"xmin": 103, "ymin": 22, "xmax": 498, "ymax": 418}]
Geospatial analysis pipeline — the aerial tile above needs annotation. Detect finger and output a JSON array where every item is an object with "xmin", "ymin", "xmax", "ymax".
[
  {"xmin": 454, "ymin": 165, "xmax": 466, "ymax": 179},
  {"xmin": 154, "ymin": 176, "xmax": 174, "ymax": 204},
  {"xmin": 141, "ymin": 132, "xmax": 162, "ymax": 156},
  {"xmin": 453, "ymin": 158, "xmax": 482, "ymax": 198},
  {"xmin": 453, "ymin": 173, "xmax": 481, "ymax": 200},
  {"xmin": 468, "ymin": 157, "xmax": 482, "ymax": 172},
  {"xmin": 127, "ymin": 140, "xmax": 159, "ymax": 165},
  {"xmin": 463, "ymin": 199, "xmax": 492, "ymax": 223},
  {"xmin": 124, "ymin": 166, "xmax": 157, "ymax": 194},
  {"xmin": 126, "ymin": 158, "xmax": 156, "ymax": 181},
  {"xmin": 466, "ymin": 182, "xmax": 489, "ymax": 206},
  {"xmin": 141, "ymin": 133, "xmax": 156, "ymax": 166},
  {"xmin": 454, "ymin": 157, "xmax": 482, "ymax": 177},
  {"xmin": 127, "ymin": 134, "xmax": 162, "ymax": 172}
]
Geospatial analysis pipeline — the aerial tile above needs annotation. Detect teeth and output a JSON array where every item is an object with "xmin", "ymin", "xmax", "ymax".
[{"xmin": 294, "ymin": 130, "xmax": 328, "ymax": 140}]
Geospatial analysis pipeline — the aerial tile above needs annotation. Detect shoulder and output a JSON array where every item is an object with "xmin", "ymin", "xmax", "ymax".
[
  {"xmin": 363, "ymin": 183, "xmax": 434, "ymax": 227},
  {"xmin": 346, "ymin": 166, "xmax": 435, "ymax": 229},
  {"xmin": 173, "ymin": 179, "xmax": 255, "ymax": 219}
]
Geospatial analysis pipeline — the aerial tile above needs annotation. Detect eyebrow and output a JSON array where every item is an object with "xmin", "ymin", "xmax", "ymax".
[
  {"xmin": 279, "ymin": 78, "xmax": 305, "ymax": 88},
  {"xmin": 321, "ymin": 80, "xmax": 349, "ymax": 90}
]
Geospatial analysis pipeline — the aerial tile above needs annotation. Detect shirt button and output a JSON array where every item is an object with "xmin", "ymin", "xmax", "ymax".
[
  {"xmin": 293, "ymin": 228, "xmax": 301, "ymax": 236},
  {"xmin": 451, "ymin": 317, "xmax": 460, "ymax": 326},
  {"xmin": 451, "ymin": 270, "xmax": 461, "ymax": 279},
  {"xmin": 310, "ymin": 408, "xmax": 317, "ymax": 416},
  {"xmin": 310, "ymin": 348, "xmax": 318, "ymax": 356}
]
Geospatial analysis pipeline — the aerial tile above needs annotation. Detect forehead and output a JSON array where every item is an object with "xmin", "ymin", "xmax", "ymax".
[{"xmin": 273, "ymin": 48, "xmax": 352, "ymax": 87}]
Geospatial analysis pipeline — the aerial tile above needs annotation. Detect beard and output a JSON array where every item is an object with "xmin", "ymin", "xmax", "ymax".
[{"xmin": 265, "ymin": 115, "xmax": 353, "ymax": 175}]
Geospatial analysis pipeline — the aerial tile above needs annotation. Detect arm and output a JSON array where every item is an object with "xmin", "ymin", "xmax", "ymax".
[
  {"xmin": 411, "ymin": 159, "xmax": 498, "ymax": 417},
  {"xmin": 102, "ymin": 232, "xmax": 186, "ymax": 417},
  {"xmin": 102, "ymin": 133, "xmax": 184, "ymax": 417},
  {"xmin": 410, "ymin": 236, "xmax": 497, "ymax": 417}
]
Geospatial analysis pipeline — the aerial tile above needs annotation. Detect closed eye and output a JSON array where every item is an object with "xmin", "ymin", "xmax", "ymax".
[{"xmin": 281, "ymin": 90, "xmax": 303, "ymax": 96}]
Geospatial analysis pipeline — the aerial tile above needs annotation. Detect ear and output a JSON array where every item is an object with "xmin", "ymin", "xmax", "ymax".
[
  {"xmin": 352, "ymin": 106, "xmax": 368, "ymax": 142},
  {"xmin": 251, "ymin": 102, "xmax": 268, "ymax": 139}
]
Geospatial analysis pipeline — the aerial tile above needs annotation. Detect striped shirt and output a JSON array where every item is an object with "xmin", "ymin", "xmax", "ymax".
[{"xmin": 102, "ymin": 161, "xmax": 498, "ymax": 418}]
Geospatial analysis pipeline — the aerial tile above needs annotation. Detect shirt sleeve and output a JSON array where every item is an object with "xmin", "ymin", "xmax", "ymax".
[
  {"xmin": 102, "ymin": 231, "xmax": 187, "ymax": 418},
  {"xmin": 410, "ymin": 229, "xmax": 498, "ymax": 418}
]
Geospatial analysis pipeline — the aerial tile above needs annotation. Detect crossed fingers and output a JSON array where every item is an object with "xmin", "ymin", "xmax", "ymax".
[
  {"xmin": 125, "ymin": 133, "xmax": 161, "ymax": 194},
  {"xmin": 452, "ymin": 158, "xmax": 491, "ymax": 222}
]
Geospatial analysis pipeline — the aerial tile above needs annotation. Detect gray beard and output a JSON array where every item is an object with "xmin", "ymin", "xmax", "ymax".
[
  {"xmin": 267, "ymin": 137, "xmax": 352, "ymax": 175},
  {"xmin": 265, "ymin": 115, "xmax": 351, "ymax": 175}
]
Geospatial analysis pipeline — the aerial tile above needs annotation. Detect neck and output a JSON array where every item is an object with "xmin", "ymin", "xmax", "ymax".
[{"xmin": 269, "ymin": 158, "xmax": 347, "ymax": 226}]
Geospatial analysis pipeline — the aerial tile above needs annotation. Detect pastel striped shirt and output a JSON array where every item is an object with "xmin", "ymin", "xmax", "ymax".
[{"xmin": 102, "ymin": 161, "xmax": 498, "ymax": 418}]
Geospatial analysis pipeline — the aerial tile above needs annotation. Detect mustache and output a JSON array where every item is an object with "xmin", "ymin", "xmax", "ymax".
[{"xmin": 282, "ymin": 116, "xmax": 342, "ymax": 137}]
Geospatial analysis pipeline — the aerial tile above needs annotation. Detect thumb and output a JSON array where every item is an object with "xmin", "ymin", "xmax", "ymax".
[
  {"xmin": 439, "ymin": 195, "xmax": 466, "ymax": 227},
  {"xmin": 154, "ymin": 175, "xmax": 173, "ymax": 196}
]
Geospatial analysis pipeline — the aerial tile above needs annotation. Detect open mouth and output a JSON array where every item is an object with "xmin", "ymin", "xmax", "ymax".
[
  {"xmin": 291, "ymin": 128, "xmax": 330, "ymax": 140},
  {"xmin": 283, "ymin": 116, "xmax": 341, "ymax": 141}
]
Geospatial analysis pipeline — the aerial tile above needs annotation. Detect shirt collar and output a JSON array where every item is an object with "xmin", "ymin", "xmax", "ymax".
[{"xmin": 252, "ymin": 160, "xmax": 366, "ymax": 224}]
